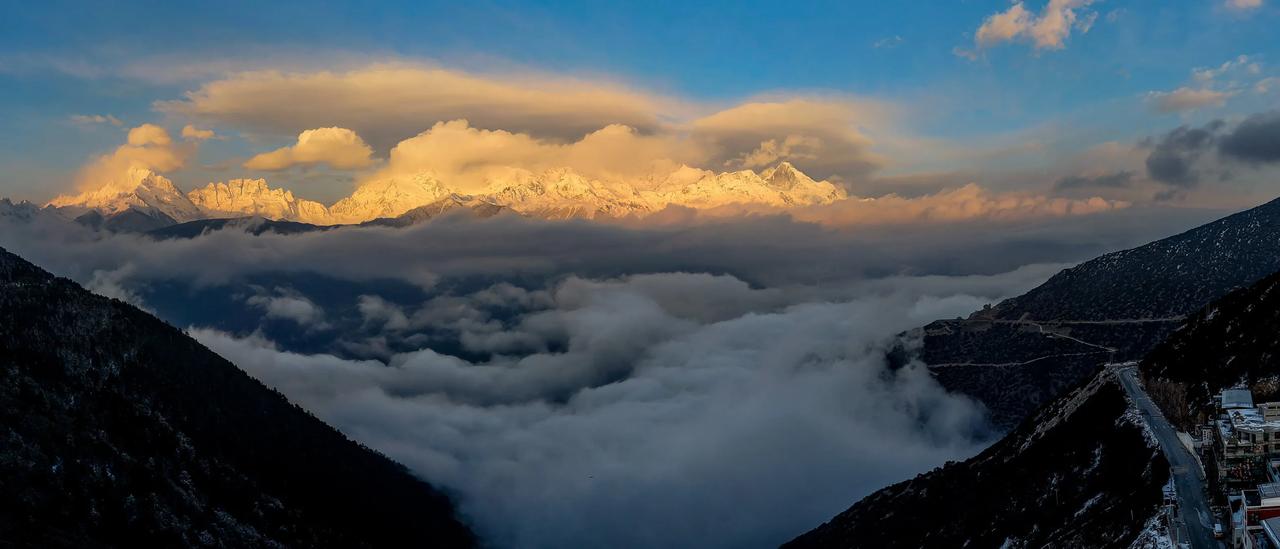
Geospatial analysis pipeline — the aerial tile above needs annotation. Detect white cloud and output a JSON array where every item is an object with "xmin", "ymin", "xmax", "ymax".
[
  {"xmin": 1146, "ymin": 55, "xmax": 1271, "ymax": 114},
  {"xmin": 191, "ymin": 270, "xmax": 1014, "ymax": 547},
  {"xmin": 244, "ymin": 127, "xmax": 375, "ymax": 171},
  {"xmin": 356, "ymin": 294, "xmax": 410, "ymax": 331},
  {"xmin": 1147, "ymin": 87, "xmax": 1234, "ymax": 113},
  {"xmin": 970, "ymin": 0, "xmax": 1099, "ymax": 53},
  {"xmin": 1192, "ymin": 55, "xmax": 1261, "ymax": 83},
  {"xmin": 873, "ymin": 35, "xmax": 905, "ymax": 49},
  {"xmin": 1257, "ymin": 77, "xmax": 1280, "ymax": 94},
  {"xmin": 69, "ymin": 114, "xmax": 123, "ymax": 126},
  {"xmin": 246, "ymin": 286, "xmax": 328, "ymax": 328},
  {"xmin": 85, "ymin": 263, "xmax": 148, "ymax": 309}
]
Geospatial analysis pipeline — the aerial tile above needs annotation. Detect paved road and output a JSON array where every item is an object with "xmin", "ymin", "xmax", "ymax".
[{"xmin": 1115, "ymin": 366, "xmax": 1221, "ymax": 549}]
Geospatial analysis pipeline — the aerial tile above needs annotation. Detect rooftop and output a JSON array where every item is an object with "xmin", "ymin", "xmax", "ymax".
[
  {"xmin": 1224, "ymin": 389, "xmax": 1256, "ymax": 410},
  {"xmin": 1265, "ymin": 517, "xmax": 1280, "ymax": 547},
  {"xmin": 1260, "ymin": 483, "xmax": 1280, "ymax": 500},
  {"xmin": 1229, "ymin": 407, "xmax": 1280, "ymax": 433}
]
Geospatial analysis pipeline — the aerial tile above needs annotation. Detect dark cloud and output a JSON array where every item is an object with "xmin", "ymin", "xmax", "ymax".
[
  {"xmin": 1053, "ymin": 170, "xmax": 1135, "ymax": 191},
  {"xmin": 0, "ymin": 204, "xmax": 1223, "ymax": 298},
  {"xmin": 1219, "ymin": 110, "xmax": 1280, "ymax": 164},
  {"xmin": 1144, "ymin": 121, "xmax": 1223, "ymax": 187},
  {"xmin": 1141, "ymin": 110, "xmax": 1280, "ymax": 198}
]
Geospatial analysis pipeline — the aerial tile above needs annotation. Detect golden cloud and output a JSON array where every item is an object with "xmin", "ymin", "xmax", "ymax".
[
  {"xmin": 970, "ymin": 0, "xmax": 1097, "ymax": 53},
  {"xmin": 159, "ymin": 63, "xmax": 900, "ymax": 188},
  {"xmin": 636, "ymin": 183, "xmax": 1128, "ymax": 228},
  {"xmin": 245, "ymin": 127, "xmax": 375, "ymax": 171},
  {"xmin": 367, "ymin": 120, "xmax": 690, "ymax": 193},
  {"xmin": 73, "ymin": 124, "xmax": 195, "ymax": 191},
  {"xmin": 355, "ymin": 96, "xmax": 896, "ymax": 193},
  {"xmin": 158, "ymin": 64, "xmax": 674, "ymax": 149},
  {"xmin": 689, "ymin": 99, "xmax": 887, "ymax": 183},
  {"xmin": 181, "ymin": 125, "xmax": 217, "ymax": 141}
]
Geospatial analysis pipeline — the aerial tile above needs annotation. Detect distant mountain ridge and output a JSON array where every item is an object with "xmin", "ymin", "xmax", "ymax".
[
  {"xmin": 977, "ymin": 195, "xmax": 1280, "ymax": 321},
  {"xmin": 920, "ymin": 195, "xmax": 1280, "ymax": 428},
  {"xmin": 45, "ymin": 161, "xmax": 847, "ymax": 227},
  {"xmin": 0, "ymin": 246, "xmax": 474, "ymax": 547}
]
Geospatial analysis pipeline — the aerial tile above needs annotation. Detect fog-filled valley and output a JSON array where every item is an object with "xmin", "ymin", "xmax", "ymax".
[{"xmin": 0, "ymin": 203, "xmax": 1224, "ymax": 546}]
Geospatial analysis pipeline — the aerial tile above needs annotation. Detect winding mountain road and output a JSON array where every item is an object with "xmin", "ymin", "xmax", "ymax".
[{"xmin": 1115, "ymin": 366, "xmax": 1221, "ymax": 549}]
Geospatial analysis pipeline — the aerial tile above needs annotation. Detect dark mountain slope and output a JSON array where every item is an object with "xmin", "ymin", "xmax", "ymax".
[
  {"xmin": 795, "ymin": 251, "xmax": 1280, "ymax": 549},
  {"xmin": 984, "ymin": 196, "xmax": 1280, "ymax": 321},
  {"xmin": 77, "ymin": 207, "xmax": 178, "ymax": 233},
  {"xmin": 1140, "ymin": 267, "xmax": 1280, "ymax": 428},
  {"xmin": 360, "ymin": 195, "xmax": 510, "ymax": 228},
  {"xmin": 146, "ymin": 217, "xmax": 327, "ymax": 239},
  {"xmin": 786, "ymin": 370, "xmax": 1167, "ymax": 548},
  {"xmin": 0, "ymin": 247, "xmax": 474, "ymax": 547},
  {"xmin": 146, "ymin": 198, "xmax": 511, "ymax": 239},
  {"xmin": 925, "ymin": 197, "xmax": 1280, "ymax": 427}
]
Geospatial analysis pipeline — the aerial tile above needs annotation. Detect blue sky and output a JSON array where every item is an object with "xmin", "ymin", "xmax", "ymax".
[{"xmin": 2, "ymin": 0, "xmax": 1278, "ymax": 206}]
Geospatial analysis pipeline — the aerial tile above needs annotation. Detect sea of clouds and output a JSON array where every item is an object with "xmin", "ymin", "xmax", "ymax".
[{"xmin": 0, "ymin": 205, "xmax": 1221, "ymax": 547}]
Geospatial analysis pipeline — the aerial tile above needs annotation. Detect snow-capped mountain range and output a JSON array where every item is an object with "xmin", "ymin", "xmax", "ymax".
[
  {"xmin": 44, "ymin": 162, "xmax": 847, "ymax": 226},
  {"xmin": 47, "ymin": 167, "xmax": 206, "ymax": 223}
]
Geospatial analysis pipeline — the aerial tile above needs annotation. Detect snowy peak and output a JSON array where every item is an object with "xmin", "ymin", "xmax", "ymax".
[
  {"xmin": 362, "ymin": 194, "xmax": 509, "ymax": 227},
  {"xmin": 480, "ymin": 168, "xmax": 658, "ymax": 219},
  {"xmin": 40, "ymin": 162, "xmax": 849, "ymax": 227},
  {"xmin": 653, "ymin": 163, "xmax": 846, "ymax": 209},
  {"xmin": 47, "ymin": 167, "xmax": 203, "ymax": 223},
  {"xmin": 188, "ymin": 179, "xmax": 330, "ymax": 224},
  {"xmin": 761, "ymin": 161, "xmax": 811, "ymax": 190},
  {"xmin": 0, "ymin": 198, "xmax": 40, "ymax": 221},
  {"xmin": 328, "ymin": 172, "xmax": 452, "ymax": 224}
]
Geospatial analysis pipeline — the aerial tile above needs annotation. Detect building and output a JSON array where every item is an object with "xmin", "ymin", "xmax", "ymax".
[
  {"xmin": 1264, "ymin": 516, "xmax": 1280, "ymax": 549},
  {"xmin": 1233, "ymin": 493, "xmax": 1253, "ymax": 549},
  {"xmin": 1216, "ymin": 390, "xmax": 1280, "ymax": 487}
]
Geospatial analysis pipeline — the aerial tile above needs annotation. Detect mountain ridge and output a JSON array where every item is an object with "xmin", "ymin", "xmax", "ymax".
[
  {"xmin": 921, "ymin": 195, "xmax": 1280, "ymax": 428},
  {"xmin": 796, "ymin": 221, "xmax": 1280, "ymax": 547},
  {"xmin": 0, "ymin": 246, "xmax": 475, "ymax": 547},
  {"xmin": 45, "ymin": 162, "xmax": 847, "ymax": 226}
]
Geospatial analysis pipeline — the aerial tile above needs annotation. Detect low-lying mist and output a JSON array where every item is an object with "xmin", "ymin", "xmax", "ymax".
[{"xmin": 194, "ymin": 272, "xmax": 1000, "ymax": 547}]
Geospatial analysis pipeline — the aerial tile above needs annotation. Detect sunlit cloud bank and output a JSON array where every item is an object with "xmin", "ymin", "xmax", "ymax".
[
  {"xmin": 157, "ymin": 63, "xmax": 675, "ymax": 149},
  {"xmin": 2, "ymin": 201, "xmax": 1213, "ymax": 297},
  {"xmin": 638, "ymin": 183, "xmax": 1128, "ymax": 227},
  {"xmin": 61, "ymin": 123, "xmax": 197, "ymax": 193},
  {"xmin": 160, "ymin": 63, "xmax": 892, "ymax": 187},
  {"xmin": 150, "ymin": 64, "xmax": 956, "ymax": 189}
]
